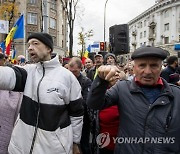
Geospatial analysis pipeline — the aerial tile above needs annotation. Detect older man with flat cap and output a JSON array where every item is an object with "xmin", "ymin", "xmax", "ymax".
[{"xmin": 87, "ymin": 46, "xmax": 180, "ymax": 154}]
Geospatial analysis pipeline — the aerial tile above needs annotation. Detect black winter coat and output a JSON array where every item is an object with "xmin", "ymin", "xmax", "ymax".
[{"xmin": 161, "ymin": 65, "xmax": 180, "ymax": 85}]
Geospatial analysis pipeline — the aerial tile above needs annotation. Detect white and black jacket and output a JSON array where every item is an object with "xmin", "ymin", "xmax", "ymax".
[{"xmin": 0, "ymin": 56, "xmax": 84, "ymax": 154}]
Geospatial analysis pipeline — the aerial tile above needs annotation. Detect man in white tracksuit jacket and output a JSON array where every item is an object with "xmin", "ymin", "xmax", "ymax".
[{"xmin": 0, "ymin": 32, "xmax": 84, "ymax": 154}]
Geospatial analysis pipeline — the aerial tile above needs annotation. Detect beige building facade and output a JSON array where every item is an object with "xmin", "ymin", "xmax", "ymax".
[
  {"xmin": 0, "ymin": 0, "xmax": 68, "ymax": 59},
  {"xmin": 128, "ymin": 0, "xmax": 180, "ymax": 56}
]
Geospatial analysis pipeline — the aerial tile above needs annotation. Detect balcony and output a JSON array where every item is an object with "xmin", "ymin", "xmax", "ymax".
[
  {"xmin": 148, "ymin": 34, "xmax": 156, "ymax": 41},
  {"xmin": 148, "ymin": 21, "xmax": 156, "ymax": 29},
  {"xmin": 131, "ymin": 41, "xmax": 137, "ymax": 46},
  {"xmin": 132, "ymin": 30, "xmax": 137, "ymax": 36}
]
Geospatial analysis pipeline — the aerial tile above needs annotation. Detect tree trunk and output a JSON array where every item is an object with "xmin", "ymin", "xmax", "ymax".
[
  {"xmin": 69, "ymin": 26, "xmax": 73, "ymax": 57},
  {"xmin": 68, "ymin": 3, "xmax": 74, "ymax": 58},
  {"xmin": 60, "ymin": 0, "xmax": 78, "ymax": 58}
]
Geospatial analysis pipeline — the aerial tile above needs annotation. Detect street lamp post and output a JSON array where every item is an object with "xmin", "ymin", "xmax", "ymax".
[
  {"xmin": 41, "ymin": 0, "xmax": 48, "ymax": 33},
  {"xmin": 104, "ymin": 0, "xmax": 109, "ymax": 51}
]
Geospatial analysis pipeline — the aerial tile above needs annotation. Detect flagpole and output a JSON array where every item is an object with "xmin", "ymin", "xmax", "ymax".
[
  {"xmin": 23, "ymin": 14, "xmax": 26, "ymax": 59},
  {"xmin": 23, "ymin": 3, "xmax": 27, "ymax": 60}
]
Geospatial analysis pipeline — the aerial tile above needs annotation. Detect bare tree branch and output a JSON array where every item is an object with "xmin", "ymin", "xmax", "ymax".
[
  {"xmin": 60, "ymin": 0, "xmax": 81, "ymax": 57},
  {"xmin": 78, "ymin": 27, "xmax": 94, "ymax": 58}
]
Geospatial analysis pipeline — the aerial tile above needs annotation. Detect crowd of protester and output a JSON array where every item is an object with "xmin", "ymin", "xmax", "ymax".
[
  {"xmin": 0, "ymin": 32, "xmax": 180, "ymax": 154},
  {"xmin": 59, "ymin": 46, "xmax": 180, "ymax": 154}
]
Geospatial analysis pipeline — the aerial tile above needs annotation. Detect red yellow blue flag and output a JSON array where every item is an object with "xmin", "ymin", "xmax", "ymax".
[
  {"xmin": 0, "ymin": 41, "xmax": 5, "ymax": 53},
  {"xmin": 82, "ymin": 50, "xmax": 89, "ymax": 65},
  {"xmin": 5, "ymin": 14, "xmax": 24, "ymax": 55}
]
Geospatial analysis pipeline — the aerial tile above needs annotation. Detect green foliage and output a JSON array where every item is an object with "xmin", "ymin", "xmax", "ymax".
[{"xmin": 78, "ymin": 27, "xmax": 93, "ymax": 58}]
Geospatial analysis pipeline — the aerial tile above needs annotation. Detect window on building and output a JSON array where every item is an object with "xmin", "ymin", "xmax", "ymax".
[
  {"xmin": 62, "ymin": 40, "xmax": 64, "ymax": 48},
  {"xmin": 52, "ymin": 36, "xmax": 56, "ymax": 46},
  {"xmin": 164, "ymin": 10, "xmax": 169, "ymax": 18},
  {"xmin": 144, "ymin": 31, "xmax": 146, "ymax": 37},
  {"xmin": 50, "ymin": 0, "xmax": 57, "ymax": 10},
  {"xmin": 140, "ymin": 32, "xmax": 142, "ymax": 39},
  {"xmin": 139, "ymin": 22, "xmax": 142, "ymax": 28},
  {"xmin": 144, "ymin": 20, "xmax": 146, "ymax": 27},
  {"xmin": 27, "ymin": 13, "xmax": 37, "ymax": 25},
  {"xmin": 50, "ymin": 18, "xmax": 56, "ymax": 29},
  {"xmin": 62, "ymin": 25, "xmax": 64, "ymax": 35},
  {"xmin": 164, "ymin": 23, "xmax": 169, "ymax": 31},
  {"xmin": 28, "ymin": 0, "xmax": 36, "ymax": 4},
  {"xmin": 164, "ymin": 37, "xmax": 169, "ymax": 44}
]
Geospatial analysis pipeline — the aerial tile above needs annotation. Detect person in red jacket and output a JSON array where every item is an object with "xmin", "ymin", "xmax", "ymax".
[{"xmin": 97, "ymin": 68, "xmax": 126, "ymax": 154}]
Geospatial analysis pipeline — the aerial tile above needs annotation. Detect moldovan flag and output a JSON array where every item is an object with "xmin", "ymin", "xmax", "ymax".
[
  {"xmin": 5, "ymin": 14, "xmax": 24, "ymax": 55},
  {"xmin": 0, "ymin": 41, "xmax": 5, "ymax": 53},
  {"xmin": 11, "ymin": 48, "xmax": 17, "ymax": 63},
  {"xmin": 82, "ymin": 50, "xmax": 89, "ymax": 65}
]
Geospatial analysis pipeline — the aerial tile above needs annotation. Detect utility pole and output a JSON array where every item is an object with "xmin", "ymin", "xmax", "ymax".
[
  {"xmin": 41, "ymin": 0, "xmax": 48, "ymax": 33},
  {"xmin": 104, "ymin": 0, "xmax": 109, "ymax": 51}
]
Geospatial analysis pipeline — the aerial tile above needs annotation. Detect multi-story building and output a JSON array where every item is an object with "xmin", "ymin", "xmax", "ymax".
[
  {"xmin": 0, "ymin": 0, "xmax": 68, "ymax": 58},
  {"xmin": 128, "ymin": 0, "xmax": 180, "ymax": 56}
]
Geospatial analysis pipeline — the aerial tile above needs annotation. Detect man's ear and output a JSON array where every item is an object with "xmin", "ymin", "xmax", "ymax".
[
  {"xmin": 46, "ymin": 46, "xmax": 52, "ymax": 53},
  {"xmin": 133, "ymin": 66, "xmax": 135, "ymax": 74}
]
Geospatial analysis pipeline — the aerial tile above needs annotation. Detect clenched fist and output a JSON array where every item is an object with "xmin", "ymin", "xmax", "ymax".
[{"xmin": 98, "ymin": 65, "xmax": 120, "ymax": 82}]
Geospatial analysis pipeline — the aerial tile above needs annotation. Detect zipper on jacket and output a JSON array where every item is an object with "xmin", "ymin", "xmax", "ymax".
[
  {"xmin": 29, "ymin": 62, "xmax": 45, "ymax": 154},
  {"xmin": 165, "ymin": 115, "xmax": 172, "ymax": 132},
  {"xmin": 141, "ymin": 104, "xmax": 152, "ymax": 154},
  {"xmin": 165, "ymin": 103, "xmax": 173, "ymax": 132},
  {"xmin": 141, "ymin": 101, "xmax": 173, "ymax": 154}
]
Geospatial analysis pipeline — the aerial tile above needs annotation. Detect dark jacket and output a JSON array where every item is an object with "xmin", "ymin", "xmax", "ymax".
[
  {"xmin": 161, "ymin": 65, "xmax": 180, "ymax": 85},
  {"xmin": 87, "ymin": 76, "xmax": 180, "ymax": 154},
  {"xmin": 77, "ymin": 73, "xmax": 92, "ymax": 103},
  {"xmin": 77, "ymin": 73, "xmax": 92, "ymax": 126},
  {"xmin": 77, "ymin": 73, "xmax": 92, "ymax": 154},
  {"xmin": 87, "ymin": 67, "xmax": 96, "ymax": 81}
]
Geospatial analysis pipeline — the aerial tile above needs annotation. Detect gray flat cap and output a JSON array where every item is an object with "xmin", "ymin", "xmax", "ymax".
[
  {"xmin": 104, "ymin": 53, "xmax": 116, "ymax": 61},
  {"xmin": 131, "ymin": 46, "xmax": 167, "ymax": 60}
]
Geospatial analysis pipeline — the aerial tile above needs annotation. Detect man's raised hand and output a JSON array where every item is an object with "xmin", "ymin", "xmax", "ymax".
[{"xmin": 98, "ymin": 65, "xmax": 119, "ymax": 82}]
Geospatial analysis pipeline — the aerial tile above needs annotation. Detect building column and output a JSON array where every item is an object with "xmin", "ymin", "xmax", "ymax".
[
  {"xmin": 171, "ymin": 6, "xmax": 177, "ymax": 42},
  {"xmin": 156, "ymin": 12, "xmax": 162, "ymax": 44}
]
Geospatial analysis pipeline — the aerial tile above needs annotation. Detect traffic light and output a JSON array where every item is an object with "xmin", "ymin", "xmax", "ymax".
[{"xmin": 100, "ymin": 42, "xmax": 105, "ymax": 51}]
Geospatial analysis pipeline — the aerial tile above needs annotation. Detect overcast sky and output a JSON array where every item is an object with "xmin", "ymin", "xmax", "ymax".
[{"xmin": 73, "ymin": 0, "xmax": 156, "ymax": 53}]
